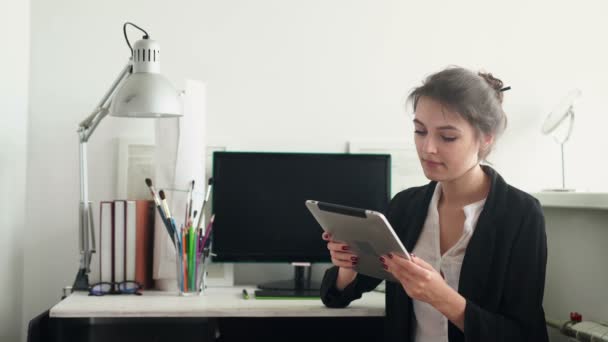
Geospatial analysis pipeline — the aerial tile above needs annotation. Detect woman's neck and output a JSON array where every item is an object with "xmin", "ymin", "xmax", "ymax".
[{"xmin": 439, "ymin": 164, "xmax": 490, "ymax": 207}]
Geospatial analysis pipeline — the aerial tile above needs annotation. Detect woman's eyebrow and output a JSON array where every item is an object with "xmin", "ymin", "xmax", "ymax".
[
  {"xmin": 413, "ymin": 119, "xmax": 461, "ymax": 132},
  {"xmin": 437, "ymin": 125, "xmax": 461, "ymax": 131}
]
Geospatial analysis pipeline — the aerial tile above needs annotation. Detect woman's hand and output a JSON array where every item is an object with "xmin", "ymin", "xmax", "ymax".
[
  {"xmin": 322, "ymin": 232, "xmax": 358, "ymax": 290},
  {"xmin": 381, "ymin": 253, "xmax": 466, "ymax": 330},
  {"xmin": 381, "ymin": 254, "xmax": 448, "ymax": 306}
]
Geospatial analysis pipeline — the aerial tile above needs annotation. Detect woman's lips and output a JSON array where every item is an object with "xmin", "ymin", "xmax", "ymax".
[{"xmin": 423, "ymin": 159, "xmax": 443, "ymax": 167}]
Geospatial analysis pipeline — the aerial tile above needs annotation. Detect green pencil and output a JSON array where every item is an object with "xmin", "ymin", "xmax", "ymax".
[{"xmin": 188, "ymin": 225, "xmax": 196, "ymax": 290}]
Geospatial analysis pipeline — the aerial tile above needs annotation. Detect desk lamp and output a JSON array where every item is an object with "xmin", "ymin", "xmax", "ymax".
[
  {"xmin": 73, "ymin": 22, "xmax": 182, "ymax": 291},
  {"xmin": 541, "ymin": 89, "xmax": 581, "ymax": 192}
]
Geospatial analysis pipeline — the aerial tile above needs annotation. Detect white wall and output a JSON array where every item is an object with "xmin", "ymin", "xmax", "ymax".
[
  {"xmin": 23, "ymin": 0, "xmax": 608, "ymax": 339},
  {"xmin": 0, "ymin": 1, "xmax": 30, "ymax": 341}
]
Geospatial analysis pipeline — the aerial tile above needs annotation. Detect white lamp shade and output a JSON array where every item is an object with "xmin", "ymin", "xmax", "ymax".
[{"xmin": 110, "ymin": 72, "xmax": 182, "ymax": 118}]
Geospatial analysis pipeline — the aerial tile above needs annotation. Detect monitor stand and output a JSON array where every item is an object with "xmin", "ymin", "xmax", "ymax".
[{"xmin": 256, "ymin": 262, "xmax": 321, "ymax": 298}]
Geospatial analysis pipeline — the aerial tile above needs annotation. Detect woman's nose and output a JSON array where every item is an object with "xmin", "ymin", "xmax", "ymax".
[{"xmin": 422, "ymin": 136, "xmax": 437, "ymax": 154}]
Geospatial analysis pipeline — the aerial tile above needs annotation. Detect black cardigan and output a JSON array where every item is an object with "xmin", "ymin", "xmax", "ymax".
[{"xmin": 321, "ymin": 166, "xmax": 549, "ymax": 342}]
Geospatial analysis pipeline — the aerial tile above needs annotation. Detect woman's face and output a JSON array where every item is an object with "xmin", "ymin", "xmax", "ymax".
[{"xmin": 413, "ymin": 96, "xmax": 490, "ymax": 182}]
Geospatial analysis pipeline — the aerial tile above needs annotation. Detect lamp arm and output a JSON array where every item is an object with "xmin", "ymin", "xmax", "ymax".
[
  {"xmin": 79, "ymin": 59, "xmax": 133, "ymax": 142},
  {"xmin": 73, "ymin": 59, "xmax": 132, "ymax": 291}
]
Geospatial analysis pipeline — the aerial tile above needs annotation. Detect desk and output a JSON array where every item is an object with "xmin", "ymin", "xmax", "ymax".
[{"xmin": 50, "ymin": 287, "xmax": 386, "ymax": 341}]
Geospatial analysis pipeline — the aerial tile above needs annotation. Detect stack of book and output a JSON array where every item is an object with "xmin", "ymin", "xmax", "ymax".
[{"xmin": 99, "ymin": 200, "xmax": 155, "ymax": 289}]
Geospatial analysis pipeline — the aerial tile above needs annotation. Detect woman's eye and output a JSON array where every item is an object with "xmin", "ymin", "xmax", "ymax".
[
  {"xmin": 414, "ymin": 130, "xmax": 427, "ymax": 136},
  {"xmin": 441, "ymin": 136, "xmax": 457, "ymax": 142}
]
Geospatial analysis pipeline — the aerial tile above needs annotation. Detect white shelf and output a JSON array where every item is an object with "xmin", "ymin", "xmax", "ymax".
[{"xmin": 532, "ymin": 192, "xmax": 608, "ymax": 210}]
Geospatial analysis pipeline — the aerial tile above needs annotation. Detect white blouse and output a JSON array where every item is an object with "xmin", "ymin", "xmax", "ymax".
[{"xmin": 412, "ymin": 182, "xmax": 486, "ymax": 342}]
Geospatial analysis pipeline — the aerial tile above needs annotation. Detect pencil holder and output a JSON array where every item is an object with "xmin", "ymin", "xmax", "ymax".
[
  {"xmin": 174, "ymin": 243, "xmax": 211, "ymax": 296},
  {"xmin": 155, "ymin": 188, "xmax": 210, "ymax": 296}
]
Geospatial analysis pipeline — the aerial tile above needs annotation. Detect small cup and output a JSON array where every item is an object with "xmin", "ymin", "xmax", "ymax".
[
  {"xmin": 175, "ymin": 242, "xmax": 210, "ymax": 296},
  {"xmin": 157, "ymin": 188, "xmax": 209, "ymax": 296}
]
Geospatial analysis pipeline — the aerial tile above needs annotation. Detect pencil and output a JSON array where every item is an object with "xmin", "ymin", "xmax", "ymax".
[
  {"xmin": 183, "ymin": 227, "xmax": 188, "ymax": 292},
  {"xmin": 188, "ymin": 225, "xmax": 196, "ymax": 289},
  {"xmin": 193, "ymin": 229, "xmax": 200, "ymax": 290},
  {"xmin": 174, "ymin": 229, "xmax": 183, "ymax": 292}
]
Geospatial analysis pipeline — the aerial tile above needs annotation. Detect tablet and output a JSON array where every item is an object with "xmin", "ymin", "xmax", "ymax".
[{"xmin": 305, "ymin": 200, "xmax": 410, "ymax": 282}]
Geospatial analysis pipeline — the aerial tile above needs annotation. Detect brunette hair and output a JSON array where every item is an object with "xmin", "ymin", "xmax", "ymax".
[{"xmin": 408, "ymin": 66, "xmax": 508, "ymax": 159}]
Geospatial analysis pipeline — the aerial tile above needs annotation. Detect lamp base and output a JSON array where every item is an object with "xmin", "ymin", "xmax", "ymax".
[{"xmin": 72, "ymin": 268, "xmax": 90, "ymax": 291}]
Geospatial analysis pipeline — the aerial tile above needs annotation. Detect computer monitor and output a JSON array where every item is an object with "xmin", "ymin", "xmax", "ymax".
[{"xmin": 211, "ymin": 152, "xmax": 391, "ymax": 294}]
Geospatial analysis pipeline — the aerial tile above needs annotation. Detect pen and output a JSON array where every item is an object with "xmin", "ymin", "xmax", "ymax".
[
  {"xmin": 242, "ymin": 289, "xmax": 249, "ymax": 300},
  {"xmin": 196, "ymin": 245, "xmax": 208, "ymax": 292}
]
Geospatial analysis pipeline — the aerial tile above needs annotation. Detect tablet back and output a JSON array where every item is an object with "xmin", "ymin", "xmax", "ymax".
[{"xmin": 305, "ymin": 200, "xmax": 410, "ymax": 282}]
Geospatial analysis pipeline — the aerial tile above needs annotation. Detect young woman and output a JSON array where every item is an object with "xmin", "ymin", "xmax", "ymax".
[{"xmin": 321, "ymin": 67, "xmax": 549, "ymax": 342}]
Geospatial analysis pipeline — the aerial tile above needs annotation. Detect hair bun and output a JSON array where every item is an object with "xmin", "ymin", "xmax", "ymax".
[{"xmin": 478, "ymin": 72, "xmax": 505, "ymax": 103}]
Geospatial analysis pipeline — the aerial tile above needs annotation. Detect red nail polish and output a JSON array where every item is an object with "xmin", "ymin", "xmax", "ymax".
[
  {"xmin": 350, "ymin": 256, "xmax": 358, "ymax": 261},
  {"xmin": 387, "ymin": 253, "xmax": 393, "ymax": 259},
  {"xmin": 352, "ymin": 261, "xmax": 358, "ymax": 265},
  {"xmin": 379, "ymin": 257, "xmax": 385, "ymax": 263},
  {"xmin": 382, "ymin": 264, "xmax": 388, "ymax": 270},
  {"xmin": 342, "ymin": 245, "xmax": 350, "ymax": 251}
]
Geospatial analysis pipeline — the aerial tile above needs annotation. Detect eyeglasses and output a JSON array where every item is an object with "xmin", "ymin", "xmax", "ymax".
[{"xmin": 88, "ymin": 281, "xmax": 142, "ymax": 296}]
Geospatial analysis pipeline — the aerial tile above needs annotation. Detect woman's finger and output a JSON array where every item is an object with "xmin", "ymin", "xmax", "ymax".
[
  {"xmin": 321, "ymin": 232, "xmax": 349, "ymax": 245},
  {"xmin": 322, "ymin": 232, "xmax": 358, "ymax": 268},
  {"xmin": 382, "ymin": 254, "xmax": 417, "ymax": 283},
  {"xmin": 331, "ymin": 250, "xmax": 358, "ymax": 262},
  {"xmin": 334, "ymin": 260, "xmax": 357, "ymax": 269},
  {"xmin": 327, "ymin": 240, "xmax": 351, "ymax": 253},
  {"xmin": 331, "ymin": 251, "xmax": 358, "ymax": 268},
  {"xmin": 321, "ymin": 232, "xmax": 332, "ymax": 241},
  {"xmin": 410, "ymin": 255, "xmax": 435, "ymax": 272}
]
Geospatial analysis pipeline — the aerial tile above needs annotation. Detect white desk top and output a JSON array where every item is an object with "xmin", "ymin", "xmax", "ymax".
[{"xmin": 50, "ymin": 286, "xmax": 385, "ymax": 318}]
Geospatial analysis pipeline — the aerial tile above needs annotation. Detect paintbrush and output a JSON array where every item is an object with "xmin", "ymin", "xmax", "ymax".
[
  {"xmin": 195, "ymin": 178, "xmax": 214, "ymax": 230},
  {"xmin": 145, "ymin": 178, "xmax": 175, "ymax": 244},
  {"xmin": 200, "ymin": 214, "xmax": 215, "ymax": 250},
  {"xmin": 185, "ymin": 180, "xmax": 195, "ymax": 227},
  {"xmin": 159, "ymin": 189, "xmax": 179, "ymax": 241}
]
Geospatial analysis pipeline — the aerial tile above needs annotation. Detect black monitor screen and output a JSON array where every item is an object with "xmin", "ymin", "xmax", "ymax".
[{"xmin": 211, "ymin": 152, "xmax": 391, "ymax": 262}]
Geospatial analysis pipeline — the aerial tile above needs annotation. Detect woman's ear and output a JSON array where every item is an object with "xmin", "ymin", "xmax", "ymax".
[
  {"xmin": 481, "ymin": 134, "xmax": 494, "ymax": 151},
  {"xmin": 478, "ymin": 134, "xmax": 495, "ymax": 161}
]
